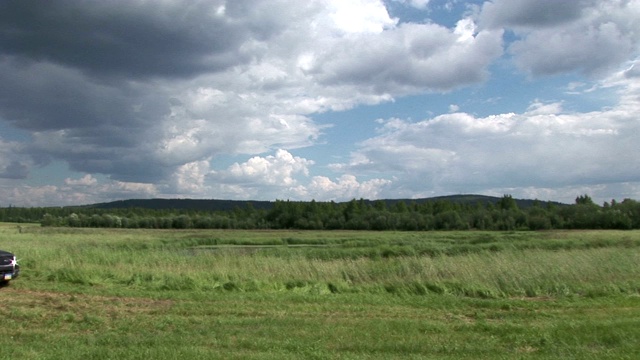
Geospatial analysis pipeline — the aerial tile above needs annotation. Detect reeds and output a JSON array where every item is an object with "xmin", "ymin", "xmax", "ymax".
[{"xmin": 3, "ymin": 224, "xmax": 638, "ymax": 298}]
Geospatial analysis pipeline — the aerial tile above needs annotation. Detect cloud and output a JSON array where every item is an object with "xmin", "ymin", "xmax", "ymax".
[
  {"xmin": 311, "ymin": 20, "xmax": 503, "ymax": 93},
  {"xmin": 170, "ymin": 160, "xmax": 212, "ymax": 195},
  {"xmin": 1, "ymin": 185, "xmax": 63, "ymax": 207},
  {"xmin": 0, "ymin": 138, "xmax": 30, "ymax": 179},
  {"xmin": 479, "ymin": 0, "xmax": 597, "ymax": 29},
  {"xmin": 0, "ymin": 0, "xmax": 504, "ymax": 192},
  {"xmin": 0, "ymin": 60, "xmax": 146, "ymax": 131},
  {"xmin": 64, "ymin": 174, "xmax": 98, "ymax": 187},
  {"xmin": 327, "ymin": 0, "xmax": 398, "ymax": 33},
  {"xmin": 0, "ymin": 0, "xmax": 264, "ymax": 79},
  {"xmin": 212, "ymin": 149, "xmax": 313, "ymax": 187},
  {"xmin": 0, "ymin": 161, "xmax": 29, "ymax": 180},
  {"xmin": 333, "ymin": 78, "xmax": 640, "ymax": 202},
  {"xmin": 479, "ymin": 0, "xmax": 640, "ymax": 76},
  {"xmin": 392, "ymin": 0, "xmax": 431, "ymax": 10},
  {"xmin": 624, "ymin": 63, "xmax": 640, "ymax": 79},
  {"xmin": 1, "ymin": 1, "xmax": 639, "ymax": 206},
  {"xmin": 205, "ymin": 150, "xmax": 390, "ymax": 201},
  {"xmin": 0, "ymin": 177, "xmax": 158, "ymax": 207},
  {"xmin": 306, "ymin": 175, "xmax": 391, "ymax": 200}
]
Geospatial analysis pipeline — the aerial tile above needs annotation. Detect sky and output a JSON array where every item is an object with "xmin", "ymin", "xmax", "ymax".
[{"xmin": 1, "ymin": 0, "xmax": 639, "ymax": 207}]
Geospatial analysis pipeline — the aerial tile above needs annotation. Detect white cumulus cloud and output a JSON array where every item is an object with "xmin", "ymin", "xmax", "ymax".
[{"xmin": 334, "ymin": 77, "xmax": 640, "ymax": 203}]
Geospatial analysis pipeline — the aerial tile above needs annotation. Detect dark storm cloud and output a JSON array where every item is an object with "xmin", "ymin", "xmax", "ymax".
[
  {"xmin": 0, "ymin": 0, "xmax": 319, "ymax": 186},
  {"xmin": 0, "ymin": 161, "xmax": 29, "ymax": 179},
  {"xmin": 27, "ymin": 124, "xmax": 172, "ymax": 183},
  {"xmin": 0, "ymin": 57, "xmax": 173, "ymax": 182},
  {"xmin": 0, "ymin": 59, "xmax": 154, "ymax": 131},
  {"xmin": 0, "ymin": 0, "xmax": 253, "ymax": 79},
  {"xmin": 479, "ymin": 0, "xmax": 597, "ymax": 29}
]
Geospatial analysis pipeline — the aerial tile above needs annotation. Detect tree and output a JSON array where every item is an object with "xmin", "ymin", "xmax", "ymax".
[
  {"xmin": 41, "ymin": 213, "xmax": 59, "ymax": 227},
  {"xmin": 497, "ymin": 194, "xmax": 518, "ymax": 210},
  {"xmin": 575, "ymin": 194, "xmax": 595, "ymax": 206}
]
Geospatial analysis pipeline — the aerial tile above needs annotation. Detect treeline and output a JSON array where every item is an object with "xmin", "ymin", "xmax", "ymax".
[{"xmin": 2, "ymin": 194, "xmax": 640, "ymax": 231}]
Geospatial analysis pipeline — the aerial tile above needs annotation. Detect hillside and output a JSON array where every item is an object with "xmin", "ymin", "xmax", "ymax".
[
  {"xmin": 82, "ymin": 198, "xmax": 274, "ymax": 211},
  {"xmin": 83, "ymin": 194, "xmax": 566, "ymax": 211}
]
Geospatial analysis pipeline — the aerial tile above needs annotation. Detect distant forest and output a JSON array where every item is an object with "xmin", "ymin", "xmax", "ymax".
[{"xmin": 1, "ymin": 194, "xmax": 639, "ymax": 231}]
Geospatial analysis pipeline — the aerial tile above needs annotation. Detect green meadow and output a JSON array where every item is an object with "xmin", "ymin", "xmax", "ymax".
[{"xmin": 1, "ymin": 223, "xmax": 639, "ymax": 359}]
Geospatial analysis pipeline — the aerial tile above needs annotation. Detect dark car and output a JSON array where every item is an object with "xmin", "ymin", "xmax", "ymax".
[{"xmin": 0, "ymin": 250, "xmax": 19, "ymax": 284}]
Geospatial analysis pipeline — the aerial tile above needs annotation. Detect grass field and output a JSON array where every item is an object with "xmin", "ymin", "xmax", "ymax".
[{"xmin": 0, "ymin": 223, "xmax": 639, "ymax": 359}]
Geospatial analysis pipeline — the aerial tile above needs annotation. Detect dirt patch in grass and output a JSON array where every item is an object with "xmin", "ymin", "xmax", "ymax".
[{"xmin": 0, "ymin": 287, "xmax": 174, "ymax": 317}]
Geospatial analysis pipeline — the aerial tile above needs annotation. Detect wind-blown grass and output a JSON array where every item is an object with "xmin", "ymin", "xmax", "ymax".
[
  {"xmin": 3, "ymin": 224, "xmax": 639, "ymax": 298},
  {"xmin": 1, "ymin": 223, "xmax": 640, "ymax": 359}
]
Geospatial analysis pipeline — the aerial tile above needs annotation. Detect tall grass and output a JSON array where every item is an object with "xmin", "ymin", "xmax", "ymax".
[
  {"xmin": 2, "ymin": 224, "xmax": 640, "ymax": 359},
  {"xmin": 2, "ymin": 224, "xmax": 639, "ymax": 298}
]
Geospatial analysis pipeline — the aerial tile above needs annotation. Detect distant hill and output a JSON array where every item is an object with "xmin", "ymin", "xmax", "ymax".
[
  {"xmin": 358, "ymin": 194, "xmax": 567, "ymax": 209},
  {"xmin": 82, "ymin": 194, "xmax": 567, "ymax": 211},
  {"xmin": 400, "ymin": 194, "xmax": 565, "ymax": 207},
  {"xmin": 83, "ymin": 198, "xmax": 274, "ymax": 212}
]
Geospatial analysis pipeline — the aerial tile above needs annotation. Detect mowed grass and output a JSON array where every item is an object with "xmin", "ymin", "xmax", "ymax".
[{"xmin": 0, "ymin": 223, "xmax": 639, "ymax": 359}]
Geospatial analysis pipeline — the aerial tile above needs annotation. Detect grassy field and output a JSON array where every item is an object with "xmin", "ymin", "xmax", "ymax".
[{"xmin": 0, "ymin": 223, "xmax": 639, "ymax": 359}]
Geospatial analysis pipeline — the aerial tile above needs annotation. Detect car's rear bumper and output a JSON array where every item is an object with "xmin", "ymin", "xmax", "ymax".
[{"xmin": 0, "ymin": 266, "xmax": 19, "ymax": 281}]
